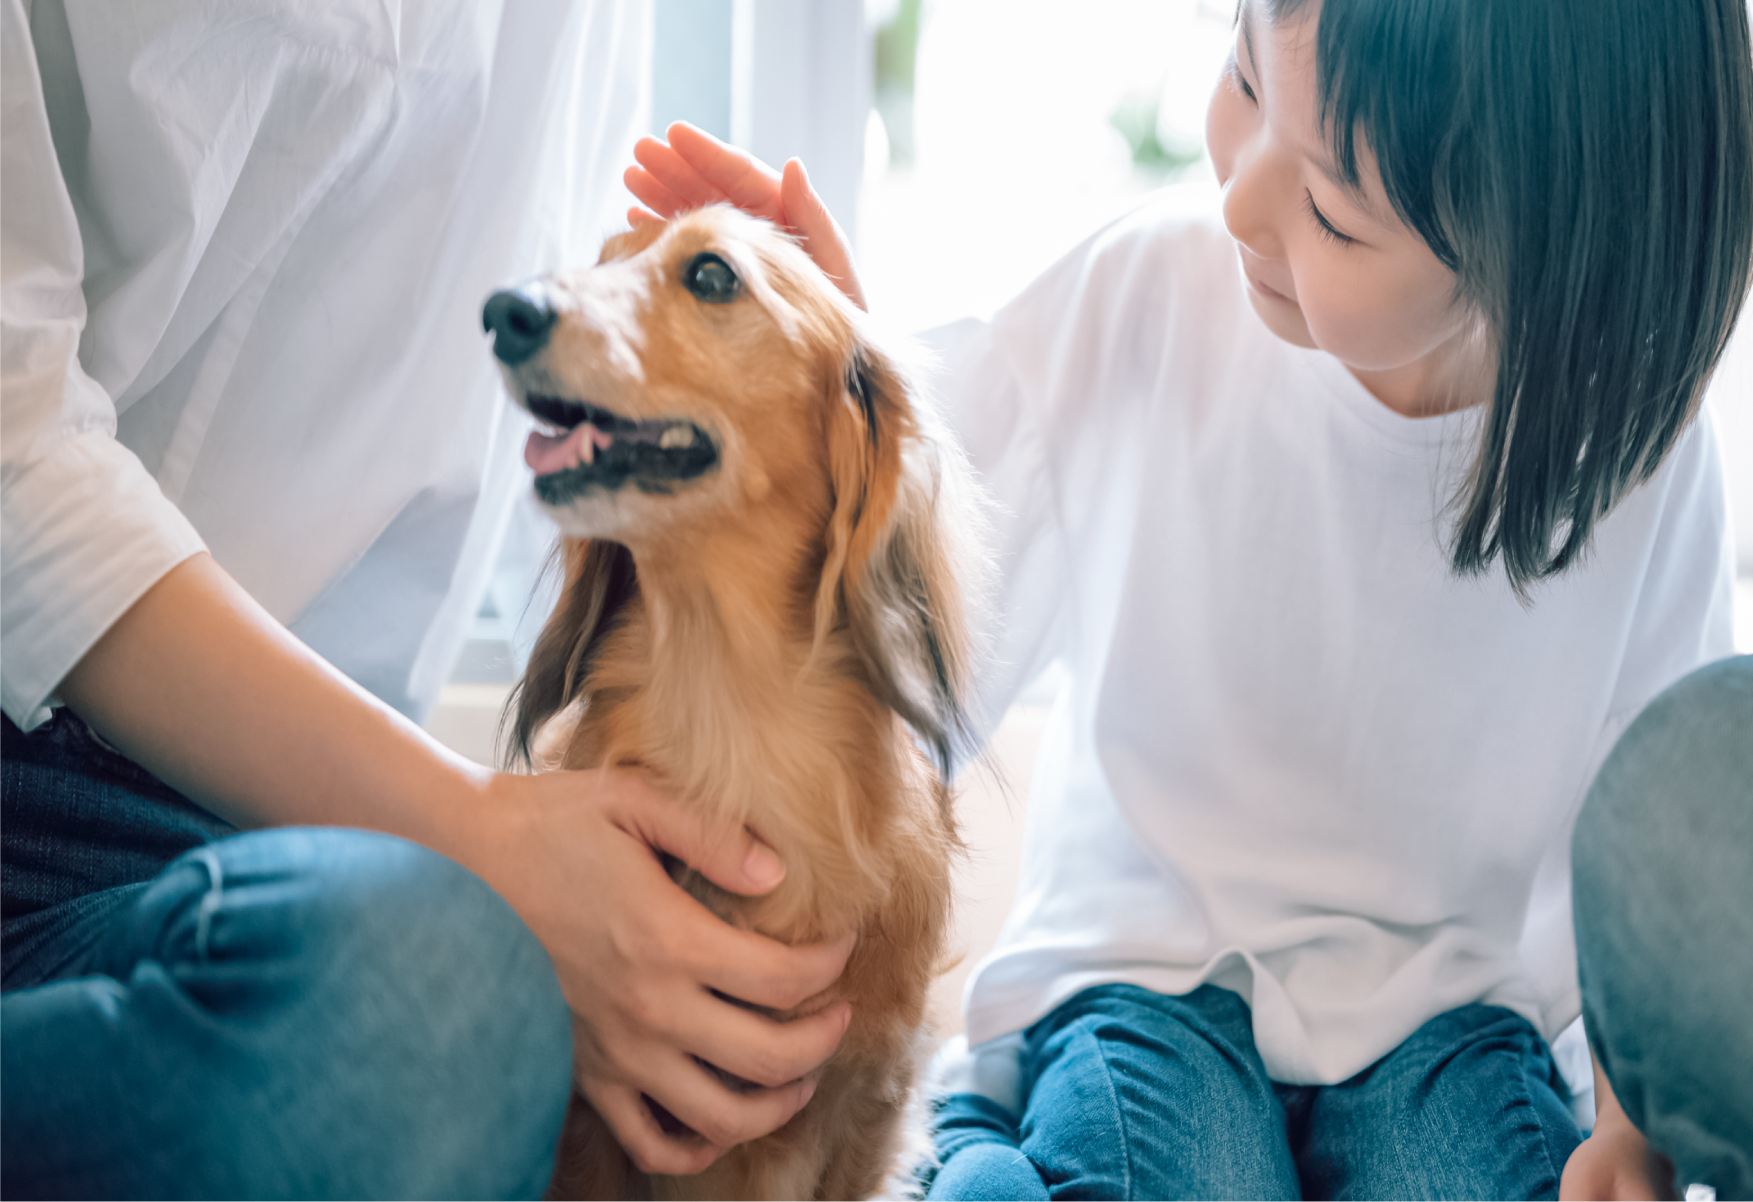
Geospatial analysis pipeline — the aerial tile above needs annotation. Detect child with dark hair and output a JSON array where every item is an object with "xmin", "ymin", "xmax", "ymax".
[{"xmin": 627, "ymin": 0, "xmax": 1753, "ymax": 1195}]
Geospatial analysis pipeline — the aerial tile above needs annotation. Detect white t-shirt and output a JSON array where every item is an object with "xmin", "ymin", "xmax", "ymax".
[
  {"xmin": 933, "ymin": 188, "xmax": 1737, "ymax": 1088},
  {"xmin": 1, "ymin": 0, "xmax": 647, "ymax": 728}
]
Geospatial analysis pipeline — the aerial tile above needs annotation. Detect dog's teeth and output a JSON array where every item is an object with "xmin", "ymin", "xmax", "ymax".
[{"xmin": 659, "ymin": 424, "xmax": 694, "ymax": 449}]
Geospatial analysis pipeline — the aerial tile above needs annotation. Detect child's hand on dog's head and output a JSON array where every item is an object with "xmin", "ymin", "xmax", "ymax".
[
  {"xmin": 470, "ymin": 766, "xmax": 855, "ymax": 1176},
  {"xmin": 625, "ymin": 121, "xmax": 867, "ymax": 311}
]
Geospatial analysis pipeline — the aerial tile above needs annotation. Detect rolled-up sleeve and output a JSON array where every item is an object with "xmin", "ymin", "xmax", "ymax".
[{"xmin": 1, "ymin": 0, "xmax": 204, "ymax": 730}]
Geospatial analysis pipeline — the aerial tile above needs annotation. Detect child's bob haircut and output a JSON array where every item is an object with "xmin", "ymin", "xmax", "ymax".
[{"xmin": 1268, "ymin": 0, "xmax": 1753, "ymax": 592}]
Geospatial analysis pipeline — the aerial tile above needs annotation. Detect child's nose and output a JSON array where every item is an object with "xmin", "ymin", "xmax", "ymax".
[{"xmin": 1220, "ymin": 142, "xmax": 1287, "ymax": 262}]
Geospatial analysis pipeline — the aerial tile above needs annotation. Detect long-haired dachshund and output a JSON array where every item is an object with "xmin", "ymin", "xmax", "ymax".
[{"xmin": 483, "ymin": 206, "xmax": 985, "ymax": 1199}]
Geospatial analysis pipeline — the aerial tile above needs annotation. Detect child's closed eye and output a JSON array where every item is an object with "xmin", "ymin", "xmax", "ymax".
[
  {"xmin": 1304, "ymin": 192, "xmax": 1356, "ymax": 246},
  {"xmin": 1228, "ymin": 56, "xmax": 1258, "ymax": 104}
]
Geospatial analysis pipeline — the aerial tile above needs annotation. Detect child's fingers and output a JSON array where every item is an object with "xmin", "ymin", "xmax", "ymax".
[
  {"xmin": 624, "ymin": 165, "xmax": 691, "ymax": 219},
  {"xmin": 636, "ymin": 126, "xmax": 866, "ymax": 310},
  {"xmin": 628, "ymin": 205, "xmax": 662, "ymax": 227},
  {"xmin": 666, "ymin": 122, "xmax": 786, "ymax": 222},
  {"xmin": 634, "ymin": 137, "xmax": 729, "ymax": 210},
  {"xmin": 778, "ymin": 158, "xmax": 836, "ymax": 245},
  {"xmin": 780, "ymin": 158, "xmax": 866, "ymax": 310}
]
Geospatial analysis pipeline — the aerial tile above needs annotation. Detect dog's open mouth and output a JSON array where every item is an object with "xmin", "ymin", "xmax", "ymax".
[{"xmin": 522, "ymin": 395, "xmax": 718, "ymax": 504}]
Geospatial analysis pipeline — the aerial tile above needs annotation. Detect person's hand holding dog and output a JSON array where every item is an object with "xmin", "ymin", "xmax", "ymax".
[
  {"xmin": 472, "ymin": 768, "xmax": 855, "ymax": 1177},
  {"xmin": 625, "ymin": 122, "xmax": 867, "ymax": 311}
]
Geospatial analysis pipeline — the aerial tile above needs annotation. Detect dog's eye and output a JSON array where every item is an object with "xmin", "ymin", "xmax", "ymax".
[{"xmin": 682, "ymin": 253, "xmax": 740, "ymax": 304}]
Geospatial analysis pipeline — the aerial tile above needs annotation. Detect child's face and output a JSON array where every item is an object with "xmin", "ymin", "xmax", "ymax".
[{"xmin": 1205, "ymin": 1, "xmax": 1476, "ymax": 412}]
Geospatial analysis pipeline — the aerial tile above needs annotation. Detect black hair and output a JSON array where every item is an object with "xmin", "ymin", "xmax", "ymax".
[{"xmin": 1267, "ymin": 0, "xmax": 1753, "ymax": 592}]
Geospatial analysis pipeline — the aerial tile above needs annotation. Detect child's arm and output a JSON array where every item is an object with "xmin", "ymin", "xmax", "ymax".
[
  {"xmin": 1559, "ymin": 1049, "xmax": 1675, "ymax": 1201},
  {"xmin": 625, "ymin": 123, "xmax": 865, "ymax": 309}
]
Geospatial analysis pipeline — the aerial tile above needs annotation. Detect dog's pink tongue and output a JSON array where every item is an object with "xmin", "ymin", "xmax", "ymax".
[{"xmin": 524, "ymin": 424, "xmax": 611, "ymax": 475}]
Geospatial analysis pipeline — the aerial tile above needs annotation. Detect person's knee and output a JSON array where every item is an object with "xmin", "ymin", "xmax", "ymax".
[
  {"xmin": 140, "ymin": 828, "xmax": 573, "ymax": 1196},
  {"xmin": 1574, "ymin": 655, "xmax": 1753, "ymax": 903},
  {"xmin": 306, "ymin": 826, "xmax": 563, "ymax": 1011},
  {"xmin": 325, "ymin": 826, "xmax": 572, "ymax": 1046},
  {"xmin": 1572, "ymin": 658, "xmax": 1753, "ymax": 1196},
  {"xmin": 1308, "ymin": 1007, "xmax": 1578, "ymax": 1200},
  {"xmin": 1366, "ymin": 1005, "xmax": 1567, "ymax": 1119},
  {"xmin": 289, "ymin": 830, "xmax": 574, "ymax": 1193},
  {"xmin": 1572, "ymin": 656, "xmax": 1753, "ymax": 1042},
  {"xmin": 1024, "ymin": 985, "xmax": 1294, "ymax": 1199},
  {"xmin": 1038, "ymin": 985, "xmax": 1269, "ymax": 1118}
]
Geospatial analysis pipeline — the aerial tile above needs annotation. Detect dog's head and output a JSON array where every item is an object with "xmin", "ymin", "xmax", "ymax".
[{"xmin": 488, "ymin": 206, "xmax": 986, "ymax": 776}]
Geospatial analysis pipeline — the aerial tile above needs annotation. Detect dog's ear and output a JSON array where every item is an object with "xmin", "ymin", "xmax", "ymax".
[
  {"xmin": 503, "ymin": 537, "xmax": 637, "ymax": 769},
  {"xmin": 813, "ymin": 335, "xmax": 983, "ymax": 778}
]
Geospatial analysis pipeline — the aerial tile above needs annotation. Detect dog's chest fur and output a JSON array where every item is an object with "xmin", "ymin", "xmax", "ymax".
[{"xmin": 541, "ymin": 588, "xmax": 955, "ymax": 1201}]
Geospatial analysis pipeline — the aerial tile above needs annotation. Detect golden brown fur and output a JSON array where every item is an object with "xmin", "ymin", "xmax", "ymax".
[{"xmin": 498, "ymin": 207, "xmax": 986, "ymax": 1199}]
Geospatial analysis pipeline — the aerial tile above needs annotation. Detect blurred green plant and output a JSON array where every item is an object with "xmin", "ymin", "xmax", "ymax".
[
  {"xmin": 873, "ymin": 0, "xmax": 922, "ymax": 165},
  {"xmin": 1110, "ymin": 91, "xmax": 1204, "ymax": 177}
]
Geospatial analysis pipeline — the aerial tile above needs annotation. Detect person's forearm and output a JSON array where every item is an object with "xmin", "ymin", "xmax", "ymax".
[{"xmin": 56, "ymin": 553, "xmax": 489, "ymax": 855}]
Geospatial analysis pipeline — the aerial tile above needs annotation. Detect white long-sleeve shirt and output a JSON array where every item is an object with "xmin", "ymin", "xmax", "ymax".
[
  {"xmin": 2, "ymin": 0, "xmax": 648, "ymax": 729},
  {"xmin": 934, "ymin": 187, "xmax": 1737, "ymax": 1087}
]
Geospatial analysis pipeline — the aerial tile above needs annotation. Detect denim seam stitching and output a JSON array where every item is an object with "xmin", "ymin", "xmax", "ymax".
[
  {"xmin": 1518, "ymin": 1049, "xmax": 1564, "ymax": 1197},
  {"xmin": 192, "ymin": 847, "xmax": 225, "ymax": 962},
  {"xmin": 1089, "ymin": 1030, "xmax": 1134, "ymax": 1199}
]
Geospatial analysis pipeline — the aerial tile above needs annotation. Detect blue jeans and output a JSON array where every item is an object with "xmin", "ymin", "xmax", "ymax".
[
  {"xmin": 926, "ymin": 984, "xmax": 1579, "ymax": 1200},
  {"xmin": 1573, "ymin": 654, "xmax": 1753, "ymax": 1199},
  {"xmin": 1, "ymin": 712, "xmax": 574, "ymax": 1199}
]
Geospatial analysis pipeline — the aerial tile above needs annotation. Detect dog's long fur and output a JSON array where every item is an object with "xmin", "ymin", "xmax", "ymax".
[{"xmin": 497, "ymin": 207, "xmax": 986, "ymax": 1200}]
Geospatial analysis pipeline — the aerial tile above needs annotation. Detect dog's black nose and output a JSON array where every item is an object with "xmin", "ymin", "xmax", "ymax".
[{"xmin": 482, "ymin": 285, "xmax": 557, "ymax": 366}]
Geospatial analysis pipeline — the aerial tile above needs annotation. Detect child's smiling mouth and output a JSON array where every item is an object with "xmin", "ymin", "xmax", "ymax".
[
  {"xmin": 1246, "ymin": 268, "xmax": 1295, "ymax": 304},
  {"xmin": 1235, "ymin": 246, "xmax": 1297, "ymax": 304}
]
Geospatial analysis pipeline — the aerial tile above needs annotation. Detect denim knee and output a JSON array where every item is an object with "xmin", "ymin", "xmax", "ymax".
[
  {"xmin": 1575, "ymin": 655, "xmax": 1753, "ymax": 902},
  {"xmin": 1017, "ymin": 984, "xmax": 1297, "ymax": 1200},
  {"xmin": 1574, "ymin": 656, "xmax": 1753, "ymax": 1198},
  {"xmin": 109, "ymin": 827, "xmax": 573, "ymax": 1198},
  {"xmin": 1292, "ymin": 1004, "xmax": 1578, "ymax": 1200}
]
